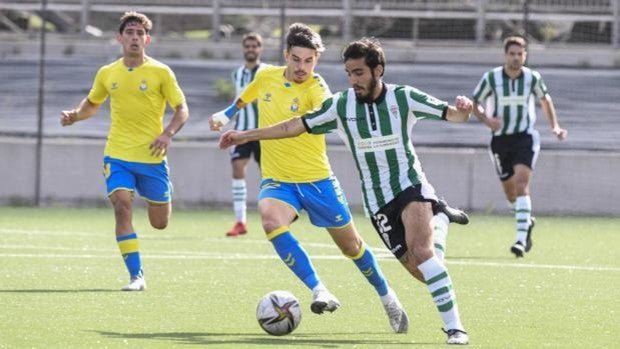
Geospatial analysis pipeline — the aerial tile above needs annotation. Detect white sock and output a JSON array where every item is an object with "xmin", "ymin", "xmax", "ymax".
[
  {"xmin": 432, "ymin": 213, "xmax": 449, "ymax": 261},
  {"xmin": 232, "ymin": 179, "xmax": 247, "ymax": 223},
  {"xmin": 515, "ymin": 195, "xmax": 532, "ymax": 244},
  {"xmin": 379, "ymin": 287, "xmax": 395, "ymax": 305},
  {"xmin": 418, "ymin": 256, "xmax": 464, "ymax": 331}
]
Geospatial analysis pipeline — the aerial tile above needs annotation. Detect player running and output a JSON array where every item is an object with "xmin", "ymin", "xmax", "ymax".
[
  {"xmin": 210, "ymin": 24, "xmax": 408, "ymax": 333},
  {"xmin": 60, "ymin": 12, "xmax": 189, "ymax": 291},
  {"xmin": 219, "ymin": 38, "xmax": 471, "ymax": 345}
]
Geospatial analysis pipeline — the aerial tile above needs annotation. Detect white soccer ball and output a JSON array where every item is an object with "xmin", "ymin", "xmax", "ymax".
[{"xmin": 256, "ymin": 290, "xmax": 302, "ymax": 336}]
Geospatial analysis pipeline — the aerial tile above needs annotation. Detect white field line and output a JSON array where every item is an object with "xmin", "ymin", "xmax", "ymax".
[
  {"xmin": 2, "ymin": 228, "xmax": 619, "ymax": 272},
  {"xmin": 1, "ymin": 247, "xmax": 618, "ymax": 272}
]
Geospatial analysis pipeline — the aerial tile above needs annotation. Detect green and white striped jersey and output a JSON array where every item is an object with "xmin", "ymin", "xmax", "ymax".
[
  {"xmin": 231, "ymin": 63, "xmax": 266, "ymax": 131},
  {"xmin": 472, "ymin": 66, "xmax": 548, "ymax": 137},
  {"xmin": 303, "ymin": 83, "xmax": 446, "ymax": 215}
]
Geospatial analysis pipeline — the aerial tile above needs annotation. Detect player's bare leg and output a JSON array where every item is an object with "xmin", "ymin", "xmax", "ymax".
[
  {"xmin": 110, "ymin": 190, "xmax": 145, "ymax": 291},
  {"xmin": 147, "ymin": 202, "xmax": 171, "ymax": 230}
]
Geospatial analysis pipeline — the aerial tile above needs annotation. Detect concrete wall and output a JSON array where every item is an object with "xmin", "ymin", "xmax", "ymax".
[{"xmin": 1, "ymin": 137, "xmax": 618, "ymax": 216}]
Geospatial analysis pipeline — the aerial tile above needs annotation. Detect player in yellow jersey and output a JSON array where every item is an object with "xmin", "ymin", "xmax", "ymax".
[
  {"xmin": 60, "ymin": 12, "xmax": 189, "ymax": 291},
  {"xmin": 209, "ymin": 23, "xmax": 408, "ymax": 333}
]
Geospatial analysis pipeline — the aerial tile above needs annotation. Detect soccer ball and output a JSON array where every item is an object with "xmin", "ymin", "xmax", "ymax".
[{"xmin": 256, "ymin": 290, "xmax": 302, "ymax": 336}]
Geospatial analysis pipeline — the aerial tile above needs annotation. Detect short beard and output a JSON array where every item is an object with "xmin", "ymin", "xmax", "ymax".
[
  {"xmin": 244, "ymin": 53, "xmax": 257, "ymax": 62},
  {"xmin": 356, "ymin": 72, "xmax": 378, "ymax": 104}
]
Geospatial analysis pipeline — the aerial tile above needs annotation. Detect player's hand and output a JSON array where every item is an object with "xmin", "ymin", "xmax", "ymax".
[
  {"xmin": 219, "ymin": 130, "xmax": 247, "ymax": 149},
  {"xmin": 208, "ymin": 111, "xmax": 230, "ymax": 132},
  {"xmin": 149, "ymin": 133, "xmax": 171, "ymax": 157},
  {"xmin": 485, "ymin": 117, "xmax": 502, "ymax": 132},
  {"xmin": 552, "ymin": 126, "xmax": 568, "ymax": 141},
  {"xmin": 60, "ymin": 109, "xmax": 78, "ymax": 126},
  {"xmin": 455, "ymin": 95, "xmax": 473, "ymax": 114}
]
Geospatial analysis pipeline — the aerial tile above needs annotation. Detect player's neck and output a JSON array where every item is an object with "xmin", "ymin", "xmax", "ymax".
[
  {"xmin": 245, "ymin": 60, "xmax": 259, "ymax": 70},
  {"xmin": 504, "ymin": 65, "xmax": 522, "ymax": 79},
  {"xmin": 123, "ymin": 54, "xmax": 147, "ymax": 69}
]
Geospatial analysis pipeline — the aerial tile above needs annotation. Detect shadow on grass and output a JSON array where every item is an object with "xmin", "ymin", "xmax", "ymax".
[
  {"xmin": 0, "ymin": 289, "xmax": 116, "ymax": 293},
  {"xmin": 92, "ymin": 330, "xmax": 435, "ymax": 346}
]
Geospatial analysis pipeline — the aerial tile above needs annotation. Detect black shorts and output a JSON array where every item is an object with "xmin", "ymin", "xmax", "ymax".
[
  {"xmin": 230, "ymin": 141, "xmax": 260, "ymax": 163},
  {"xmin": 490, "ymin": 132, "xmax": 540, "ymax": 181},
  {"xmin": 370, "ymin": 185, "xmax": 436, "ymax": 259}
]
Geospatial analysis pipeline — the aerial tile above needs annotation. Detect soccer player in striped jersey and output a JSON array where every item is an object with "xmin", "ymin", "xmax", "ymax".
[
  {"xmin": 60, "ymin": 12, "xmax": 189, "ymax": 291},
  {"xmin": 219, "ymin": 38, "xmax": 471, "ymax": 345},
  {"xmin": 225, "ymin": 33, "xmax": 266, "ymax": 237},
  {"xmin": 472, "ymin": 36, "xmax": 567, "ymax": 258},
  {"xmin": 210, "ymin": 24, "xmax": 409, "ymax": 333}
]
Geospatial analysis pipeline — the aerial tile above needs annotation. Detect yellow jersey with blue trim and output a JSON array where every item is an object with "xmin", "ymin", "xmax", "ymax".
[
  {"xmin": 87, "ymin": 57, "xmax": 185, "ymax": 163},
  {"xmin": 239, "ymin": 65, "xmax": 332, "ymax": 182}
]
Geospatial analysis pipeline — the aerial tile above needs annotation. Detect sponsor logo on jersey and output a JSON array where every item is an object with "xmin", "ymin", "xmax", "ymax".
[
  {"xmin": 346, "ymin": 115, "xmax": 365, "ymax": 122},
  {"xmin": 263, "ymin": 93, "xmax": 272, "ymax": 102},
  {"xmin": 355, "ymin": 134, "xmax": 400, "ymax": 152},
  {"xmin": 111, "ymin": 82, "xmax": 118, "ymax": 90}
]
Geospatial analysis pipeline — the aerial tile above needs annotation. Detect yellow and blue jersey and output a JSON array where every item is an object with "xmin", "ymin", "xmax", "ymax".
[
  {"xmin": 87, "ymin": 57, "xmax": 186, "ymax": 163},
  {"xmin": 239, "ymin": 65, "xmax": 331, "ymax": 182}
]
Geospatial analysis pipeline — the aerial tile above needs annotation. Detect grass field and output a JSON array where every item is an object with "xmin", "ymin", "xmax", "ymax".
[{"xmin": 0, "ymin": 207, "xmax": 617, "ymax": 348}]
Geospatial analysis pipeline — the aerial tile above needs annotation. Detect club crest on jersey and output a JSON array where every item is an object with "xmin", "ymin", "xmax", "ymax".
[
  {"xmin": 263, "ymin": 93, "xmax": 272, "ymax": 102},
  {"xmin": 139, "ymin": 80, "xmax": 148, "ymax": 91},
  {"xmin": 389, "ymin": 105, "xmax": 399, "ymax": 118},
  {"xmin": 290, "ymin": 98, "xmax": 299, "ymax": 112},
  {"xmin": 111, "ymin": 82, "xmax": 118, "ymax": 90}
]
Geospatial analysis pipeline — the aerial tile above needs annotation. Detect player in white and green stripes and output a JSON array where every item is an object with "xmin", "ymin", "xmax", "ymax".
[
  {"xmin": 472, "ymin": 36, "xmax": 567, "ymax": 258},
  {"xmin": 219, "ymin": 38, "xmax": 471, "ymax": 345},
  {"xmin": 225, "ymin": 33, "xmax": 266, "ymax": 237}
]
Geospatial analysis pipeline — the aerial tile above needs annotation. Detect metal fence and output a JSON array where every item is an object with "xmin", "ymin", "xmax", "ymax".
[{"xmin": 1, "ymin": 0, "xmax": 619, "ymax": 47}]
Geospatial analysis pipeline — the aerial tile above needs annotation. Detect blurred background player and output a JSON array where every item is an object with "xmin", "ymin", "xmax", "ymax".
[
  {"xmin": 225, "ymin": 32, "xmax": 266, "ymax": 237},
  {"xmin": 210, "ymin": 24, "xmax": 409, "ymax": 333},
  {"xmin": 60, "ymin": 11, "xmax": 189, "ymax": 291},
  {"xmin": 218, "ymin": 38, "xmax": 471, "ymax": 345},
  {"xmin": 472, "ymin": 36, "xmax": 567, "ymax": 258}
]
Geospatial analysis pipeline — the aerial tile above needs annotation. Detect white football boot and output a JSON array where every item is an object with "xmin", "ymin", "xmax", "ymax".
[
  {"xmin": 310, "ymin": 288, "xmax": 340, "ymax": 314},
  {"xmin": 382, "ymin": 288, "xmax": 409, "ymax": 333},
  {"xmin": 121, "ymin": 276, "xmax": 146, "ymax": 292}
]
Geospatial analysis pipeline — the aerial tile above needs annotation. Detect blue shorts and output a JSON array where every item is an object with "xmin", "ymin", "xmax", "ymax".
[
  {"xmin": 103, "ymin": 156, "xmax": 172, "ymax": 203},
  {"xmin": 258, "ymin": 176, "xmax": 352, "ymax": 228}
]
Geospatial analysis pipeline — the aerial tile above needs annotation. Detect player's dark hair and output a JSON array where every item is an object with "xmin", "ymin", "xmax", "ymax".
[
  {"xmin": 285, "ymin": 23, "xmax": 324, "ymax": 53},
  {"xmin": 119, "ymin": 11, "xmax": 152, "ymax": 34},
  {"xmin": 342, "ymin": 37, "xmax": 385, "ymax": 77},
  {"xmin": 503, "ymin": 35, "xmax": 527, "ymax": 53},
  {"xmin": 242, "ymin": 32, "xmax": 263, "ymax": 47}
]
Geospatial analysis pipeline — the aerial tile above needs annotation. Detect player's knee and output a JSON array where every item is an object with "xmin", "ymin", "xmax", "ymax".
[
  {"xmin": 150, "ymin": 219, "xmax": 168, "ymax": 230},
  {"xmin": 411, "ymin": 244, "xmax": 434, "ymax": 264},
  {"xmin": 262, "ymin": 221, "xmax": 281, "ymax": 234}
]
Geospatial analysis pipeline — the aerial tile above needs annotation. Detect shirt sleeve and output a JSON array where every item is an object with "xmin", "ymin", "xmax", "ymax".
[
  {"xmin": 162, "ymin": 66, "xmax": 186, "ymax": 108},
  {"xmin": 531, "ymin": 70, "xmax": 549, "ymax": 98},
  {"xmin": 86, "ymin": 67, "xmax": 109, "ymax": 105},
  {"xmin": 239, "ymin": 70, "xmax": 261, "ymax": 105},
  {"xmin": 308, "ymin": 74, "xmax": 332, "ymax": 110},
  {"xmin": 406, "ymin": 86, "xmax": 448, "ymax": 120},
  {"xmin": 472, "ymin": 73, "xmax": 492, "ymax": 103},
  {"xmin": 303, "ymin": 93, "xmax": 340, "ymax": 134}
]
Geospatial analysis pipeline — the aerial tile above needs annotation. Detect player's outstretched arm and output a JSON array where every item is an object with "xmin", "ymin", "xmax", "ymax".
[
  {"xmin": 150, "ymin": 102, "xmax": 189, "ymax": 157},
  {"xmin": 472, "ymin": 101, "xmax": 502, "ymax": 131},
  {"xmin": 540, "ymin": 95, "xmax": 567, "ymax": 141},
  {"xmin": 445, "ymin": 95, "xmax": 473, "ymax": 123},
  {"xmin": 60, "ymin": 98, "xmax": 100, "ymax": 126},
  {"xmin": 209, "ymin": 98, "xmax": 248, "ymax": 132},
  {"xmin": 219, "ymin": 117, "xmax": 306, "ymax": 150}
]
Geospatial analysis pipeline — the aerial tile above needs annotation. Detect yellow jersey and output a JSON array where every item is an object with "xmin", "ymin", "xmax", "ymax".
[
  {"xmin": 87, "ymin": 57, "xmax": 185, "ymax": 163},
  {"xmin": 240, "ymin": 65, "xmax": 331, "ymax": 182}
]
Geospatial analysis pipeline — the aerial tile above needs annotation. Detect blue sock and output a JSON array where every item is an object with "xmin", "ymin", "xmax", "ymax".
[
  {"xmin": 116, "ymin": 233, "xmax": 142, "ymax": 278},
  {"xmin": 268, "ymin": 227, "xmax": 320, "ymax": 290},
  {"xmin": 350, "ymin": 244, "xmax": 389, "ymax": 296}
]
